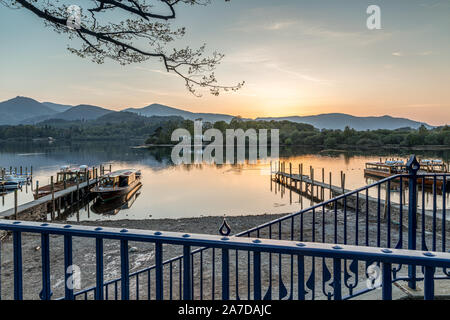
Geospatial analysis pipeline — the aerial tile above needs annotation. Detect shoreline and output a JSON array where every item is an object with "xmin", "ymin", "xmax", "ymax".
[{"xmin": 61, "ymin": 212, "xmax": 289, "ymax": 236}]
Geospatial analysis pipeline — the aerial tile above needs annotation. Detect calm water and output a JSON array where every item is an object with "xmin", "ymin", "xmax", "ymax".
[{"xmin": 1, "ymin": 141, "xmax": 449, "ymax": 222}]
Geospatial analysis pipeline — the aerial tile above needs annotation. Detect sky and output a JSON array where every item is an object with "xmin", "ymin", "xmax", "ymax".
[{"xmin": 0, "ymin": 0, "xmax": 449, "ymax": 125}]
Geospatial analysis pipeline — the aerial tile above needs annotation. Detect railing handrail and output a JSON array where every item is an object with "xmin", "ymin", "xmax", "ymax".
[
  {"xmin": 240, "ymin": 172, "xmax": 450, "ymax": 237},
  {"xmin": 69, "ymin": 171, "xmax": 450, "ymax": 297},
  {"xmin": 0, "ymin": 219, "xmax": 449, "ymax": 268}
]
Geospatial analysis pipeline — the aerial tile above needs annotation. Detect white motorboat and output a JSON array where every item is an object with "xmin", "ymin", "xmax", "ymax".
[
  {"xmin": 0, "ymin": 180, "xmax": 21, "ymax": 190},
  {"xmin": 3, "ymin": 174, "xmax": 29, "ymax": 184}
]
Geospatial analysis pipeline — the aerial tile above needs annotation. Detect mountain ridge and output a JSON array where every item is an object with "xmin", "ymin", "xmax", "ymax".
[{"xmin": 0, "ymin": 96, "xmax": 439, "ymax": 130}]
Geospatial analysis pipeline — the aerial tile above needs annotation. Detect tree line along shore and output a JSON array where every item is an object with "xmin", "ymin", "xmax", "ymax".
[{"xmin": 0, "ymin": 114, "xmax": 449, "ymax": 148}]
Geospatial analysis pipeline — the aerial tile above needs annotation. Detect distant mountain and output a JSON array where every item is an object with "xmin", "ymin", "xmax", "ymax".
[
  {"xmin": 256, "ymin": 113, "xmax": 433, "ymax": 131},
  {"xmin": 0, "ymin": 96, "xmax": 57, "ymax": 125},
  {"xmin": 125, "ymin": 103, "xmax": 236, "ymax": 123},
  {"xmin": 24, "ymin": 104, "xmax": 113, "ymax": 124},
  {"xmin": 0, "ymin": 96, "xmax": 437, "ymax": 130},
  {"xmin": 95, "ymin": 111, "xmax": 183, "ymax": 124},
  {"xmin": 52, "ymin": 105, "xmax": 112, "ymax": 121},
  {"xmin": 42, "ymin": 102, "xmax": 73, "ymax": 113}
]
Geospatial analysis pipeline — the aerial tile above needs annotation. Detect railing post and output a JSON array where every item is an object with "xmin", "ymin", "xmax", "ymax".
[
  {"xmin": 406, "ymin": 155, "xmax": 420, "ymax": 290},
  {"xmin": 40, "ymin": 233, "xmax": 52, "ymax": 300},
  {"xmin": 222, "ymin": 248, "xmax": 229, "ymax": 300},
  {"xmin": 13, "ymin": 231, "xmax": 23, "ymax": 300},
  {"xmin": 64, "ymin": 235, "xmax": 74, "ymax": 300},
  {"xmin": 382, "ymin": 263, "xmax": 392, "ymax": 300},
  {"xmin": 253, "ymin": 251, "xmax": 261, "ymax": 300},
  {"xmin": 183, "ymin": 245, "xmax": 192, "ymax": 300},
  {"xmin": 424, "ymin": 266, "xmax": 435, "ymax": 300},
  {"xmin": 333, "ymin": 258, "xmax": 342, "ymax": 300},
  {"xmin": 95, "ymin": 238, "xmax": 104, "ymax": 300},
  {"xmin": 155, "ymin": 242, "xmax": 163, "ymax": 300},
  {"xmin": 120, "ymin": 239, "xmax": 130, "ymax": 300}
]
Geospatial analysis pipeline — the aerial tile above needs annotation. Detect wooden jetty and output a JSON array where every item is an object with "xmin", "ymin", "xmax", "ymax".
[
  {"xmin": 0, "ymin": 164, "xmax": 113, "ymax": 221},
  {"xmin": 271, "ymin": 161, "xmax": 345, "ymax": 204},
  {"xmin": 364, "ymin": 158, "xmax": 449, "ymax": 189},
  {"xmin": 271, "ymin": 161, "xmax": 450, "ymax": 227}
]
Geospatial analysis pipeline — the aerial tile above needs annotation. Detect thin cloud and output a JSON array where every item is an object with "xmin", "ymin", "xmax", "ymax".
[{"xmin": 134, "ymin": 66, "xmax": 178, "ymax": 77}]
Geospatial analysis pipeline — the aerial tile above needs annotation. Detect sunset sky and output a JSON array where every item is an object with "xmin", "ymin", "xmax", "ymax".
[{"xmin": 0, "ymin": 0, "xmax": 449, "ymax": 125}]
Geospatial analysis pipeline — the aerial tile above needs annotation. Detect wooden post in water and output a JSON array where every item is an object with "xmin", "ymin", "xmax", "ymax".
[
  {"xmin": 383, "ymin": 183, "xmax": 389, "ymax": 220},
  {"xmin": 35, "ymin": 180, "xmax": 39, "ymax": 199},
  {"xmin": 329, "ymin": 172, "xmax": 332, "ymax": 199},
  {"xmin": 86, "ymin": 168, "xmax": 89, "ymax": 192},
  {"xmin": 51, "ymin": 176, "xmax": 55, "ymax": 220},
  {"xmin": 14, "ymin": 189, "xmax": 18, "ymax": 220},
  {"xmin": 322, "ymin": 168, "xmax": 325, "ymax": 201},
  {"xmin": 289, "ymin": 163, "xmax": 292, "ymax": 186},
  {"xmin": 109, "ymin": 164, "xmax": 112, "ymax": 173},
  {"xmin": 30, "ymin": 166, "xmax": 33, "ymax": 177},
  {"xmin": 20, "ymin": 166, "xmax": 22, "ymax": 175},
  {"xmin": 300, "ymin": 164, "xmax": 303, "ymax": 193},
  {"xmin": 76, "ymin": 172, "xmax": 80, "ymax": 201},
  {"xmin": 340, "ymin": 171, "xmax": 346, "ymax": 194},
  {"xmin": 270, "ymin": 161, "xmax": 272, "ymax": 181}
]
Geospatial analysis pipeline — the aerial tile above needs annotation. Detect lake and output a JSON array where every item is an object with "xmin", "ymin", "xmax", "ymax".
[{"xmin": 1, "ymin": 141, "xmax": 449, "ymax": 222}]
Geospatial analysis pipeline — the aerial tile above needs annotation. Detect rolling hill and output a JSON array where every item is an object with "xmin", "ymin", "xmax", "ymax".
[
  {"xmin": 124, "ymin": 103, "xmax": 236, "ymax": 123},
  {"xmin": 0, "ymin": 96, "xmax": 57, "ymax": 125},
  {"xmin": 0, "ymin": 96, "xmax": 437, "ymax": 130},
  {"xmin": 23, "ymin": 104, "xmax": 113, "ymax": 123},
  {"xmin": 256, "ymin": 113, "xmax": 432, "ymax": 131}
]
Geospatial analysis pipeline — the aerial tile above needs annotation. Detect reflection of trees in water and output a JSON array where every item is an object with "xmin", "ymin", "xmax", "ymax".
[{"xmin": 1, "ymin": 141, "xmax": 449, "ymax": 169}]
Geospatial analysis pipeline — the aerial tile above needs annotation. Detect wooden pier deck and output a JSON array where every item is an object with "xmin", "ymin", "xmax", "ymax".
[
  {"xmin": 0, "ymin": 178, "xmax": 101, "ymax": 219},
  {"xmin": 271, "ymin": 162, "xmax": 450, "ymax": 226}
]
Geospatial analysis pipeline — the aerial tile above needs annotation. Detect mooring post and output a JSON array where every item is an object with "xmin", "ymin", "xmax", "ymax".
[
  {"xmin": 329, "ymin": 172, "xmax": 332, "ymax": 199},
  {"xmin": 270, "ymin": 161, "xmax": 272, "ymax": 181},
  {"xmin": 51, "ymin": 176, "xmax": 55, "ymax": 220},
  {"xmin": 31, "ymin": 166, "xmax": 33, "ymax": 177},
  {"xmin": 322, "ymin": 168, "xmax": 325, "ymax": 200},
  {"xmin": 14, "ymin": 189, "xmax": 18, "ymax": 220},
  {"xmin": 289, "ymin": 163, "xmax": 292, "ymax": 186},
  {"xmin": 86, "ymin": 168, "xmax": 89, "ymax": 190},
  {"xmin": 35, "ymin": 180, "xmax": 39, "ymax": 199},
  {"xmin": 20, "ymin": 166, "xmax": 22, "ymax": 175},
  {"xmin": 406, "ymin": 155, "xmax": 420, "ymax": 290},
  {"xmin": 340, "ymin": 171, "xmax": 346, "ymax": 194},
  {"xmin": 300, "ymin": 164, "xmax": 303, "ymax": 193},
  {"xmin": 76, "ymin": 172, "xmax": 80, "ymax": 200}
]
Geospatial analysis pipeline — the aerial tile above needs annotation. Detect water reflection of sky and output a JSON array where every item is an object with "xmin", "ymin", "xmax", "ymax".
[{"xmin": 1, "ymin": 142, "xmax": 449, "ymax": 221}]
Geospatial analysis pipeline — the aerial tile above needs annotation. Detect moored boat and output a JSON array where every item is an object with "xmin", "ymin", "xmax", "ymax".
[
  {"xmin": 34, "ymin": 165, "xmax": 94, "ymax": 199},
  {"xmin": 91, "ymin": 183, "xmax": 142, "ymax": 215},
  {"xmin": 364, "ymin": 159, "xmax": 449, "ymax": 188},
  {"xmin": 92, "ymin": 169, "xmax": 142, "ymax": 202},
  {"xmin": 0, "ymin": 180, "xmax": 21, "ymax": 190}
]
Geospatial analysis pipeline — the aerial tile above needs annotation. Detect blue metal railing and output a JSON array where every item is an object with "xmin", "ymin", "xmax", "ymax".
[
  {"xmin": 0, "ymin": 155, "xmax": 449, "ymax": 300},
  {"xmin": 0, "ymin": 219, "xmax": 449, "ymax": 300}
]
